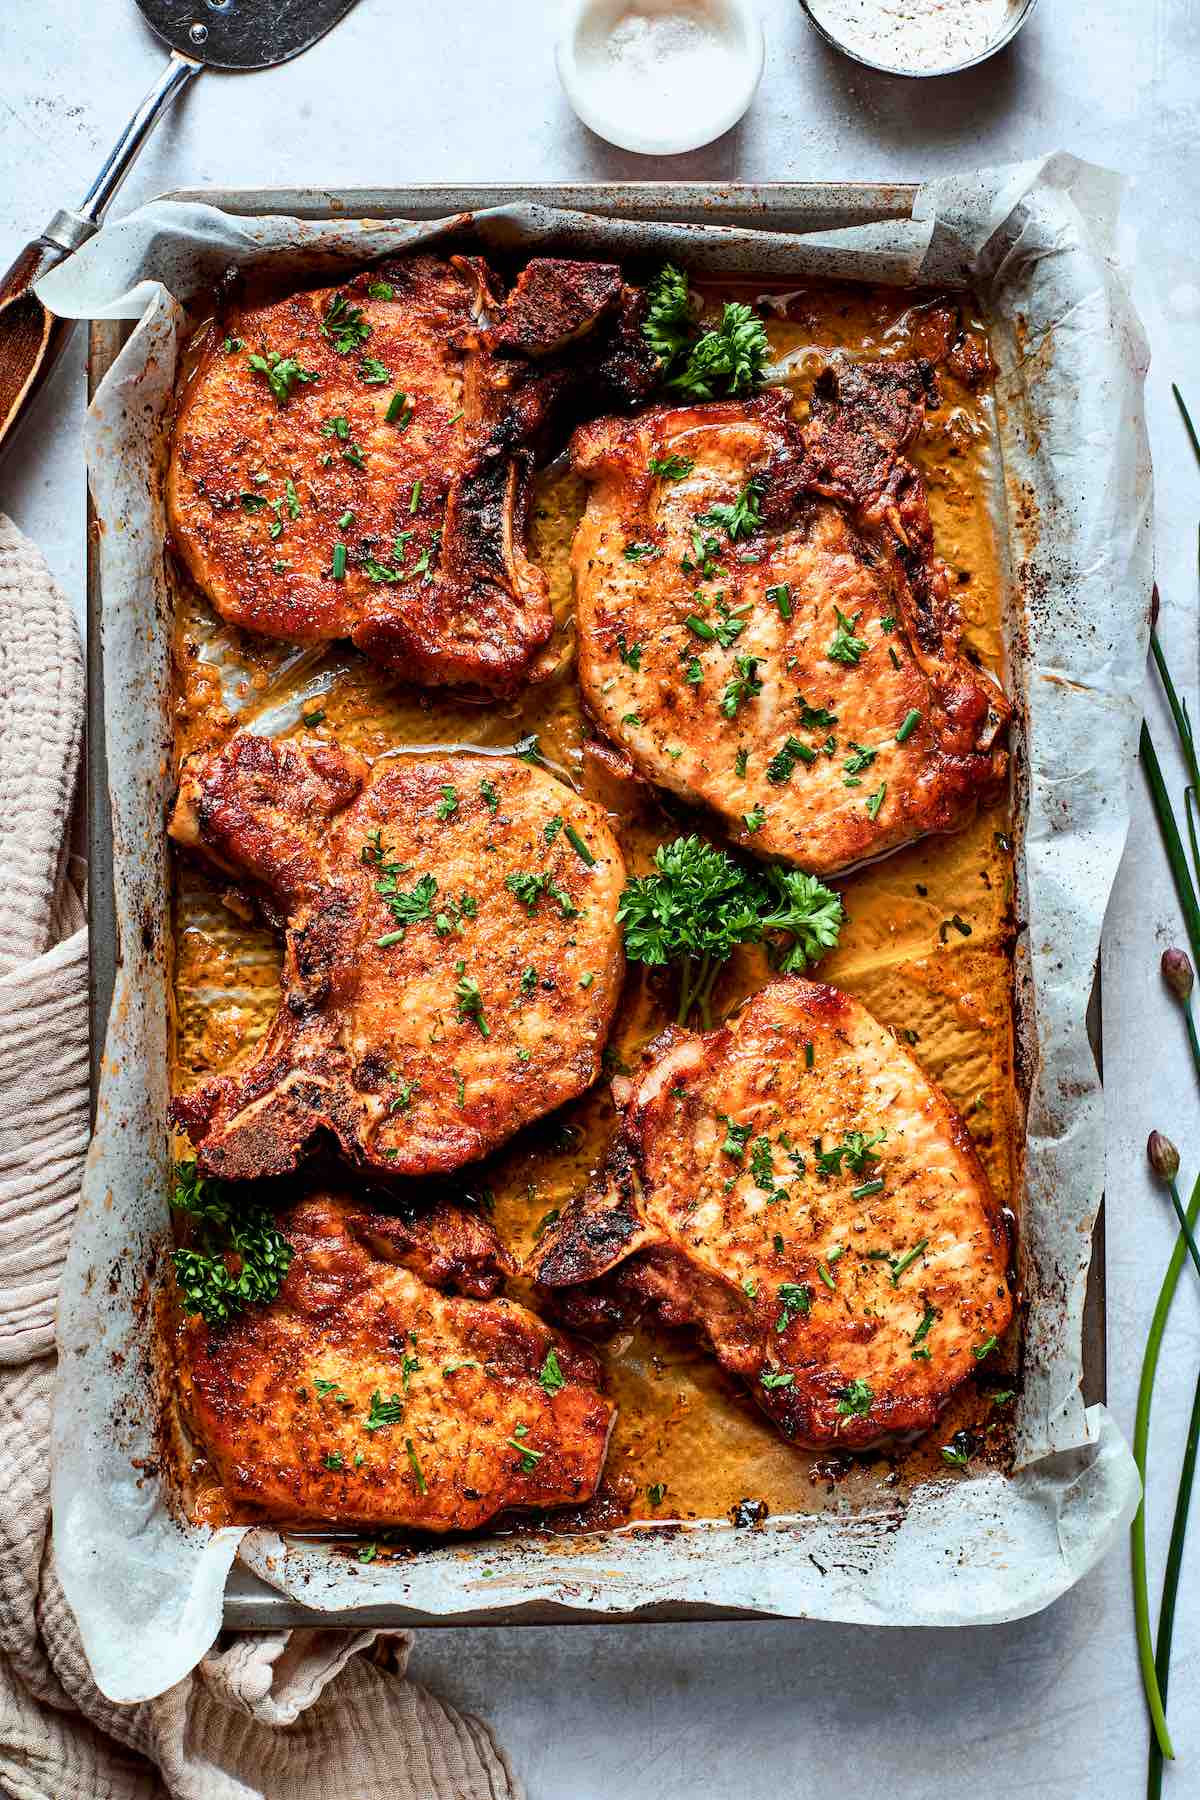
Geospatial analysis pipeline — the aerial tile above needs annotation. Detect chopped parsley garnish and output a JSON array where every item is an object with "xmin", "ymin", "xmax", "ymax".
[
  {"xmin": 618, "ymin": 634, "xmax": 644, "ymax": 670},
  {"xmin": 816, "ymin": 1130, "xmax": 886, "ymax": 1177},
  {"xmin": 685, "ymin": 656, "xmax": 703, "ymax": 685},
  {"xmin": 775, "ymin": 1282, "xmax": 811, "ymax": 1331},
  {"xmin": 505, "ymin": 871, "xmax": 578, "ymax": 918},
  {"xmin": 565, "ymin": 823, "xmax": 595, "ymax": 866},
  {"xmin": 719, "ymin": 1116, "xmax": 751, "ymax": 1160},
  {"xmin": 896, "ymin": 708, "xmax": 922, "ymax": 743},
  {"xmin": 364, "ymin": 1391, "xmax": 404, "ymax": 1432},
  {"xmin": 506, "ymin": 1424, "xmax": 544, "ymax": 1472},
  {"xmin": 750, "ymin": 1135, "xmax": 775, "ymax": 1190},
  {"xmin": 247, "ymin": 349, "xmax": 317, "ymax": 405},
  {"xmin": 865, "ymin": 783, "xmax": 887, "ymax": 820},
  {"xmin": 170, "ymin": 1161, "xmax": 292, "ymax": 1329},
  {"xmin": 454, "ymin": 967, "xmax": 490, "ymax": 1036},
  {"xmin": 358, "ymin": 1543, "xmax": 378, "ymax": 1561},
  {"xmin": 721, "ymin": 655, "xmax": 763, "ymax": 720},
  {"xmin": 538, "ymin": 1348, "xmax": 565, "ymax": 1395},
  {"xmin": 766, "ymin": 735, "xmax": 816, "ymax": 785},
  {"xmin": 544, "ymin": 815, "xmax": 564, "ymax": 844},
  {"xmin": 735, "ymin": 746, "xmax": 749, "ymax": 778},
  {"xmin": 367, "ymin": 279, "xmax": 395, "ymax": 300},
  {"xmin": 686, "ymin": 600, "xmax": 748, "ymax": 649},
  {"xmin": 941, "ymin": 1432, "xmax": 974, "ymax": 1469},
  {"xmin": 760, "ymin": 1368, "xmax": 795, "ymax": 1391},
  {"xmin": 364, "ymin": 557, "xmax": 403, "ymax": 583},
  {"xmin": 648, "ymin": 454, "xmax": 695, "ymax": 479},
  {"xmin": 767, "ymin": 583, "xmax": 792, "ymax": 620},
  {"xmin": 435, "ymin": 784, "xmax": 459, "ymax": 821},
  {"xmin": 827, "ymin": 607, "xmax": 868, "ymax": 665},
  {"xmin": 911, "ymin": 1303, "xmax": 938, "ymax": 1348},
  {"xmin": 623, "ymin": 541, "xmax": 661, "ymax": 562},
  {"xmin": 647, "ymin": 1482, "xmax": 667, "ymax": 1506},
  {"xmin": 940, "ymin": 912, "xmax": 973, "ymax": 941},
  {"xmin": 322, "ymin": 1452, "xmax": 345, "ymax": 1471},
  {"xmin": 360, "ymin": 356, "xmax": 391, "ymax": 384},
  {"xmin": 479, "ymin": 778, "xmax": 500, "ymax": 814},
  {"xmin": 680, "ymin": 530, "xmax": 723, "ymax": 579},
  {"xmin": 796, "ymin": 697, "xmax": 838, "ymax": 729},
  {"xmin": 405, "ymin": 1438, "xmax": 428, "ymax": 1493},
  {"xmin": 835, "ymin": 1379, "xmax": 873, "ymax": 1418},
  {"xmin": 389, "ymin": 1077, "xmax": 419, "ymax": 1112},
  {"xmin": 320, "ymin": 290, "xmax": 372, "ymax": 353},
  {"xmin": 385, "ymin": 389, "xmax": 414, "ymax": 427},
  {"xmin": 301, "ymin": 708, "xmax": 326, "ymax": 727},
  {"xmin": 697, "ymin": 475, "xmax": 765, "ymax": 541},
  {"xmin": 972, "ymin": 1334, "xmax": 1000, "ymax": 1360},
  {"xmin": 990, "ymin": 1389, "xmax": 1017, "ymax": 1408},
  {"xmin": 843, "ymin": 742, "xmax": 877, "ymax": 778},
  {"xmin": 880, "ymin": 614, "xmax": 896, "ymax": 632}
]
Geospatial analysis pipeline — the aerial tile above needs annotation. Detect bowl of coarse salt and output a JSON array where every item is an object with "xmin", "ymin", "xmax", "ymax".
[
  {"xmin": 799, "ymin": 0, "xmax": 1041, "ymax": 76},
  {"xmin": 556, "ymin": 0, "xmax": 765, "ymax": 155}
]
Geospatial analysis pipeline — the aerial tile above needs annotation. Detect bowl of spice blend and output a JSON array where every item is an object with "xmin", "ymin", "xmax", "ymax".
[
  {"xmin": 800, "ymin": 0, "xmax": 1040, "ymax": 76},
  {"xmin": 556, "ymin": 0, "xmax": 765, "ymax": 154}
]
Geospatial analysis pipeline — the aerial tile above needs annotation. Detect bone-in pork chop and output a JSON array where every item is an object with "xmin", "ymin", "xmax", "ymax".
[
  {"xmin": 170, "ymin": 734, "xmax": 625, "ymax": 1180},
  {"xmin": 530, "ymin": 977, "xmax": 1012, "ymax": 1448},
  {"xmin": 180, "ymin": 1190, "xmax": 614, "ymax": 1529},
  {"xmin": 570, "ymin": 360, "xmax": 1009, "ymax": 874},
  {"xmin": 167, "ymin": 254, "xmax": 653, "ymax": 693}
]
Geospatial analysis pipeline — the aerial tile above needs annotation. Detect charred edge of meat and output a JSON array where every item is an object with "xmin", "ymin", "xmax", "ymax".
[{"xmin": 484, "ymin": 259, "xmax": 625, "ymax": 359}]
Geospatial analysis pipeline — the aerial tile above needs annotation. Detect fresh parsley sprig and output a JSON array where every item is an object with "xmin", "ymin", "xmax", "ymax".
[
  {"xmin": 170, "ymin": 1161, "xmax": 292, "ymax": 1329},
  {"xmin": 641, "ymin": 264, "xmax": 771, "ymax": 400},
  {"xmin": 617, "ymin": 835, "xmax": 843, "ymax": 1026}
]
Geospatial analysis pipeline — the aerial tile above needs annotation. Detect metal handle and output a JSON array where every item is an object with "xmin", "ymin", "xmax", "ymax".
[
  {"xmin": 78, "ymin": 50, "xmax": 201, "ymax": 227},
  {"xmin": 0, "ymin": 50, "xmax": 201, "ymax": 463}
]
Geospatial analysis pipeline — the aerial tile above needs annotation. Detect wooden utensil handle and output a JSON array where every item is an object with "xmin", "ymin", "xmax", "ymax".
[{"xmin": 0, "ymin": 233, "xmax": 79, "ymax": 461}]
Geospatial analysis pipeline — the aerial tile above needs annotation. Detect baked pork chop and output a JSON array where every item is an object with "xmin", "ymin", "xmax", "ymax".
[
  {"xmin": 167, "ymin": 254, "xmax": 653, "ymax": 693},
  {"xmin": 571, "ymin": 359, "xmax": 1009, "ymax": 875},
  {"xmin": 180, "ymin": 1190, "xmax": 614, "ymax": 1529},
  {"xmin": 170, "ymin": 734, "xmax": 625, "ymax": 1180},
  {"xmin": 530, "ymin": 977, "xmax": 1012, "ymax": 1449}
]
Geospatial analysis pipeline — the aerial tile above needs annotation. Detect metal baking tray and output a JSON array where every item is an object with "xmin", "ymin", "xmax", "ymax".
[{"xmin": 85, "ymin": 182, "xmax": 1105, "ymax": 1629}]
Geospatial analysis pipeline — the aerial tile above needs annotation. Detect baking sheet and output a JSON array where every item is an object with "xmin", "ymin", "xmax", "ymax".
[{"xmin": 44, "ymin": 157, "xmax": 1149, "ymax": 1703}]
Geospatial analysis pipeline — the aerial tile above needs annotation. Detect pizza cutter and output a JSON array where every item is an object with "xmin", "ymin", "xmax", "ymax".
[{"xmin": 0, "ymin": 0, "xmax": 363, "ymax": 459}]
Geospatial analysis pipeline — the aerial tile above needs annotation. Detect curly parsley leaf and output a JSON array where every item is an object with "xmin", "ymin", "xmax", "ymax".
[
  {"xmin": 642, "ymin": 263, "xmax": 695, "ymax": 366},
  {"xmin": 170, "ymin": 1161, "xmax": 292, "ymax": 1329}
]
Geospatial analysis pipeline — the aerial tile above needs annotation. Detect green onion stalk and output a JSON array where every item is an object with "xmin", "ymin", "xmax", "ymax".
[{"xmin": 1132, "ymin": 1143, "xmax": 1199, "ymax": 1765}]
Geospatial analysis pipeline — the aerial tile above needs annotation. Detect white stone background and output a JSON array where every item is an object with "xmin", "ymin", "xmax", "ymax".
[{"xmin": 2, "ymin": 1, "xmax": 1198, "ymax": 1794}]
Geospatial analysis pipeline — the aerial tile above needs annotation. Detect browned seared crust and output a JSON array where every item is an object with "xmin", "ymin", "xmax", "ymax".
[
  {"xmin": 169, "ymin": 734, "xmax": 625, "ymax": 1180},
  {"xmin": 168, "ymin": 254, "xmax": 656, "ymax": 693},
  {"xmin": 180, "ymin": 1191, "xmax": 614, "ymax": 1529},
  {"xmin": 531, "ymin": 977, "xmax": 1013, "ymax": 1450},
  {"xmin": 482, "ymin": 258, "xmax": 624, "ymax": 358},
  {"xmin": 570, "ymin": 359, "xmax": 1009, "ymax": 875}
]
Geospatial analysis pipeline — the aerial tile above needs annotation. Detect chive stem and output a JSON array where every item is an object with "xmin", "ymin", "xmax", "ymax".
[
  {"xmin": 1131, "ymin": 1168, "xmax": 1200, "ymax": 1761},
  {"xmin": 1141, "ymin": 722, "xmax": 1200, "ymax": 969}
]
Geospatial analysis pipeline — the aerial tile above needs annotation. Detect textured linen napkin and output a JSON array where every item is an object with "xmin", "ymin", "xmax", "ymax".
[{"xmin": 0, "ymin": 513, "xmax": 520, "ymax": 1800}]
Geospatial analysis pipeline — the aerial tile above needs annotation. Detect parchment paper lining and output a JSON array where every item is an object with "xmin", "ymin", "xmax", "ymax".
[{"xmin": 43, "ymin": 153, "xmax": 1149, "ymax": 1703}]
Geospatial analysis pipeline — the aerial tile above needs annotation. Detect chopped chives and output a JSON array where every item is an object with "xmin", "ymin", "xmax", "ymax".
[
  {"xmin": 338, "ymin": 509, "xmax": 354, "ymax": 530},
  {"xmin": 386, "ymin": 389, "xmax": 412, "ymax": 425},
  {"xmin": 405, "ymin": 1437, "xmax": 427, "ymax": 1494},
  {"xmin": 564, "ymin": 823, "xmax": 595, "ymax": 866},
  {"xmin": 447, "ymin": 408, "xmax": 464, "ymax": 424},
  {"xmin": 331, "ymin": 543, "xmax": 347, "ymax": 580},
  {"xmin": 804, "ymin": 1041, "xmax": 814, "ymax": 1068},
  {"xmin": 852, "ymin": 1178, "xmax": 885, "ymax": 1198},
  {"xmin": 410, "ymin": 479, "xmax": 422, "ymax": 513},
  {"xmin": 890, "ymin": 1238, "xmax": 929, "ymax": 1285},
  {"xmin": 376, "ymin": 930, "xmax": 405, "ymax": 947},
  {"xmin": 896, "ymin": 709, "xmax": 921, "ymax": 743},
  {"xmin": 767, "ymin": 583, "xmax": 792, "ymax": 620}
]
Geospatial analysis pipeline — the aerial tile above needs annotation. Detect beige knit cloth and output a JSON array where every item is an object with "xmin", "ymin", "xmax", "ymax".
[{"xmin": 0, "ymin": 514, "xmax": 520, "ymax": 1800}]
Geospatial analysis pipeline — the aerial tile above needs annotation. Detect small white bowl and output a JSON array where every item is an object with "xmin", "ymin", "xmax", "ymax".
[{"xmin": 556, "ymin": 0, "xmax": 765, "ymax": 157}]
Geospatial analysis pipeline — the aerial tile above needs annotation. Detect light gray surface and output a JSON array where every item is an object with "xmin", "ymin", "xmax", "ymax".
[{"xmin": 3, "ymin": 2, "xmax": 1198, "ymax": 1794}]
